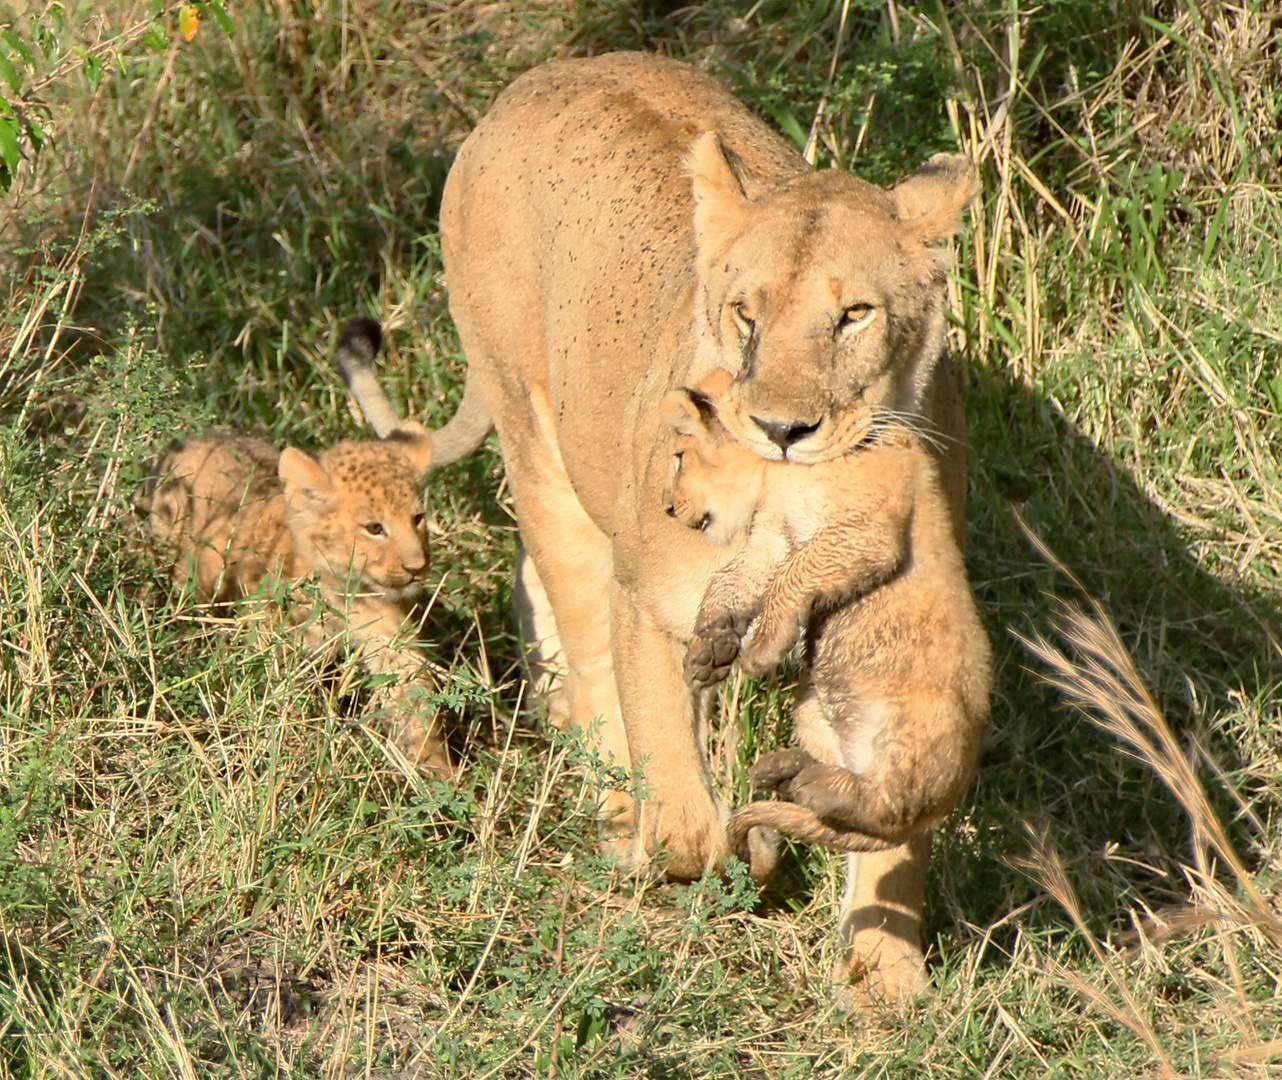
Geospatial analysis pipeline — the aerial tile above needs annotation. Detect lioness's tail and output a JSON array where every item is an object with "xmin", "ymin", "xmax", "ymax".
[
  {"xmin": 428, "ymin": 373, "xmax": 492, "ymax": 469},
  {"xmin": 332, "ymin": 317, "xmax": 404, "ymax": 439},
  {"xmin": 726, "ymin": 802, "xmax": 898, "ymax": 858},
  {"xmin": 331, "ymin": 316, "xmax": 492, "ymax": 469}
]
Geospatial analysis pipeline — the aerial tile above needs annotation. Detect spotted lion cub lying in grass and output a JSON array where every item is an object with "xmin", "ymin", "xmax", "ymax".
[
  {"xmin": 661, "ymin": 369, "xmax": 990, "ymax": 860},
  {"xmin": 139, "ymin": 318, "xmax": 453, "ymax": 777}
]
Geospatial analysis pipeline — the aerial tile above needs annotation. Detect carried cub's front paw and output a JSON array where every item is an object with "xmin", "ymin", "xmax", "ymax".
[
  {"xmin": 682, "ymin": 612, "xmax": 747, "ymax": 689},
  {"xmin": 738, "ymin": 611, "xmax": 802, "ymax": 676},
  {"xmin": 748, "ymin": 747, "xmax": 818, "ymax": 791}
]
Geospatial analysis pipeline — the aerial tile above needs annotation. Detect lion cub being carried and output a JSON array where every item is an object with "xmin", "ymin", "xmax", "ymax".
[
  {"xmin": 661, "ymin": 369, "xmax": 990, "ymax": 859},
  {"xmin": 140, "ymin": 318, "xmax": 453, "ymax": 777}
]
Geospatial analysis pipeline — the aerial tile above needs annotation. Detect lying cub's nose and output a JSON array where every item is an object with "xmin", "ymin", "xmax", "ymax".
[
  {"xmin": 751, "ymin": 415, "xmax": 822, "ymax": 450},
  {"xmin": 403, "ymin": 559, "xmax": 428, "ymax": 578}
]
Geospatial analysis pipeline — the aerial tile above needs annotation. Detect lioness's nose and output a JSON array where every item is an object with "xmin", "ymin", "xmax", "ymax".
[{"xmin": 751, "ymin": 415, "xmax": 821, "ymax": 450}]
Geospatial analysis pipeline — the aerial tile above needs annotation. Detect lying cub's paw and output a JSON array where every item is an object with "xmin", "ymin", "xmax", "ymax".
[
  {"xmin": 683, "ymin": 613, "xmax": 745, "ymax": 689},
  {"xmin": 781, "ymin": 763, "xmax": 863, "ymax": 827},
  {"xmin": 748, "ymin": 747, "xmax": 818, "ymax": 791}
]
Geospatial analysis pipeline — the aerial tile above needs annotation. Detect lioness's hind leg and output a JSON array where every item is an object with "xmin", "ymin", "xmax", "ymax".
[{"xmin": 513, "ymin": 547, "xmax": 570, "ymax": 731}]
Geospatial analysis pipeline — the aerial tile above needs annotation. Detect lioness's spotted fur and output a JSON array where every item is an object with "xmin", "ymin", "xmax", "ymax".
[{"xmin": 139, "ymin": 320, "xmax": 452, "ymax": 776}]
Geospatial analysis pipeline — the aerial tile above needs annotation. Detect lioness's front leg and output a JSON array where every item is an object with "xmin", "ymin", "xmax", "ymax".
[{"xmin": 613, "ymin": 585, "xmax": 727, "ymax": 880}]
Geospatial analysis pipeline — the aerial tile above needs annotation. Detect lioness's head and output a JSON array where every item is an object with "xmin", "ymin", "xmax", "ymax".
[
  {"xmin": 684, "ymin": 131, "xmax": 977, "ymax": 465},
  {"xmin": 278, "ymin": 423, "xmax": 434, "ymax": 600},
  {"xmin": 661, "ymin": 370, "xmax": 765, "ymax": 547}
]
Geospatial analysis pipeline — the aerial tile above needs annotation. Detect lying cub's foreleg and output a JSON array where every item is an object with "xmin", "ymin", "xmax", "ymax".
[{"xmin": 304, "ymin": 596, "xmax": 455, "ymax": 779}]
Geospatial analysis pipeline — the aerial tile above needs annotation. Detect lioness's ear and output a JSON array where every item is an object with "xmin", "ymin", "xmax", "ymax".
[
  {"xmin": 685, "ymin": 131, "xmax": 749, "ymax": 262},
  {"xmin": 386, "ymin": 422, "xmax": 434, "ymax": 475},
  {"xmin": 892, "ymin": 153, "xmax": 979, "ymax": 242},
  {"xmin": 278, "ymin": 447, "xmax": 333, "ymax": 503},
  {"xmin": 660, "ymin": 390, "xmax": 707, "ymax": 439}
]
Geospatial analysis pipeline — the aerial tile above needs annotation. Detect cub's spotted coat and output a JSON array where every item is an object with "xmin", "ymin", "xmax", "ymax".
[{"xmin": 139, "ymin": 320, "xmax": 452, "ymax": 776}]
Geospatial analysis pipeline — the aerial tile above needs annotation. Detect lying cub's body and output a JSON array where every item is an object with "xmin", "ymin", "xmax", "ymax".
[
  {"xmin": 140, "ymin": 322, "xmax": 452, "ymax": 776},
  {"xmin": 663, "ymin": 372, "xmax": 990, "ymax": 856}
]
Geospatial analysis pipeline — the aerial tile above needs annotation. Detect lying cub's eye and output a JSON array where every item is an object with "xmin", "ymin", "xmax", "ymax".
[
  {"xmin": 364, "ymin": 522, "xmax": 386, "ymax": 537},
  {"xmin": 730, "ymin": 301, "xmax": 755, "ymax": 335},
  {"xmin": 840, "ymin": 303, "xmax": 875, "ymax": 329}
]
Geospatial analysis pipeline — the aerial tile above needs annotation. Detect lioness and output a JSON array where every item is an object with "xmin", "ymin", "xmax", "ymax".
[
  {"xmin": 434, "ymin": 51, "xmax": 977, "ymax": 999},
  {"xmin": 140, "ymin": 320, "xmax": 453, "ymax": 776},
  {"xmin": 660, "ymin": 372, "xmax": 991, "ymax": 864}
]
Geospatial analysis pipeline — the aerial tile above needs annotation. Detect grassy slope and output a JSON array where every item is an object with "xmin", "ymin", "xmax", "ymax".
[{"xmin": 1, "ymin": 1, "xmax": 1280, "ymax": 1076}]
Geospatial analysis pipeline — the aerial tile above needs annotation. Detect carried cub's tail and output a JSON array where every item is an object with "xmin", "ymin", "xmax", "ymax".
[
  {"xmin": 331, "ymin": 316, "xmax": 492, "ymax": 469},
  {"xmin": 725, "ymin": 802, "xmax": 898, "ymax": 860}
]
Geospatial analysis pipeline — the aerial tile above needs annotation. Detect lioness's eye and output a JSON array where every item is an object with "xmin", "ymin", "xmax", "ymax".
[
  {"xmin": 840, "ymin": 303, "xmax": 875, "ymax": 328},
  {"xmin": 364, "ymin": 522, "xmax": 386, "ymax": 536}
]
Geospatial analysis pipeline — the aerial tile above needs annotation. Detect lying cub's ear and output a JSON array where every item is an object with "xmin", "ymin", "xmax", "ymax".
[
  {"xmin": 685, "ymin": 131, "xmax": 750, "ymax": 265},
  {"xmin": 386, "ymin": 421, "xmax": 434, "ymax": 475},
  {"xmin": 278, "ymin": 447, "xmax": 333, "ymax": 503},
  {"xmin": 892, "ymin": 153, "xmax": 979, "ymax": 243}
]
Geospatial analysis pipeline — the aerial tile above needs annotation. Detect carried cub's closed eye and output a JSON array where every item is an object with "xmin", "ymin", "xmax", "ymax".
[
  {"xmin": 364, "ymin": 522, "xmax": 386, "ymax": 536},
  {"xmin": 731, "ymin": 301, "xmax": 754, "ymax": 332}
]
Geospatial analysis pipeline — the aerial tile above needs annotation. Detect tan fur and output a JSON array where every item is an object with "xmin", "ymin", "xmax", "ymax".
[
  {"xmin": 662, "ymin": 377, "xmax": 990, "ymax": 860},
  {"xmin": 438, "ymin": 51, "xmax": 977, "ymax": 999},
  {"xmin": 140, "ymin": 398, "xmax": 453, "ymax": 778}
]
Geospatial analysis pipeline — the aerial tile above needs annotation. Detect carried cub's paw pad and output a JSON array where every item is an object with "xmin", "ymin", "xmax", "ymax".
[
  {"xmin": 683, "ymin": 613, "xmax": 744, "ymax": 689},
  {"xmin": 748, "ymin": 747, "xmax": 818, "ymax": 791}
]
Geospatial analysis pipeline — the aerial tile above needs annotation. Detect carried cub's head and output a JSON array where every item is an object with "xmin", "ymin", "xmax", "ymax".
[
  {"xmin": 279, "ymin": 423, "xmax": 433, "ymax": 600},
  {"xmin": 661, "ymin": 369, "xmax": 765, "ymax": 547}
]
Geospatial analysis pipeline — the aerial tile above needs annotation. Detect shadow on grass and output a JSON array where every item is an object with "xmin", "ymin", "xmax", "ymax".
[{"xmin": 929, "ymin": 361, "xmax": 1281, "ymax": 954}]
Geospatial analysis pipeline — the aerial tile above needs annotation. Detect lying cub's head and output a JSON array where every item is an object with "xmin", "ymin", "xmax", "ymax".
[
  {"xmin": 279, "ymin": 422, "xmax": 434, "ymax": 600},
  {"xmin": 661, "ymin": 370, "xmax": 765, "ymax": 547}
]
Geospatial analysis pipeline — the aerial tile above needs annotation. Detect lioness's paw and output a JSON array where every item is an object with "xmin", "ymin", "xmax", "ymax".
[
  {"xmin": 682, "ymin": 614, "xmax": 743, "ymax": 689},
  {"xmin": 748, "ymin": 747, "xmax": 817, "ymax": 791}
]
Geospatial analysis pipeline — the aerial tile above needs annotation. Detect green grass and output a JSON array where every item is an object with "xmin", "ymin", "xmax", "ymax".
[{"xmin": 2, "ymin": 0, "xmax": 1280, "ymax": 1075}]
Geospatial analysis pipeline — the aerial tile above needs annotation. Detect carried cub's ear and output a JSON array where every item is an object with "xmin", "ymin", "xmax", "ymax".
[
  {"xmin": 693, "ymin": 367, "xmax": 735, "ymax": 400},
  {"xmin": 685, "ymin": 131, "xmax": 750, "ymax": 265},
  {"xmin": 386, "ymin": 421, "xmax": 434, "ymax": 475},
  {"xmin": 660, "ymin": 390, "xmax": 707, "ymax": 439},
  {"xmin": 892, "ymin": 153, "xmax": 979, "ymax": 243},
  {"xmin": 278, "ymin": 447, "xmax": 333, "ymax": 503}
]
